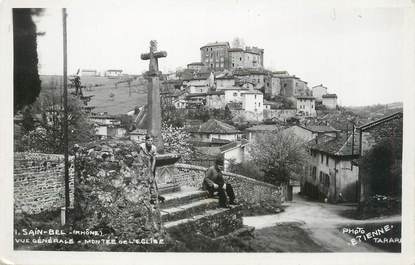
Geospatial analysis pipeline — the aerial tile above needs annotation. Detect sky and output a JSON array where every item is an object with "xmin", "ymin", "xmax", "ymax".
[{"xmin": 32, "ymin": 0, "xmax": 411, "ymax": 106}]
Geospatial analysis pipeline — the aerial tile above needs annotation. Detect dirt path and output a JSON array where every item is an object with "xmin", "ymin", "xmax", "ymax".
[{"xmin": 243, "ymin": 190, "xmax": 401, "ymax": 252}]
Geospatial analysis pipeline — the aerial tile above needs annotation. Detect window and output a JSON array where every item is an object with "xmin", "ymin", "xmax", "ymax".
[
  {"xmin": 232, "ymin": 63, "xmax": 235, "ymax": 67},
  {"xmin": 319, "ymin": 172, "xmax": 323, "ymax": 183},
  {"xmin": 255, "ymin": 95, "xmax": 257, "ymax": 99},
  {"xmin": 312, "ymin": 167, "xmax": 316, "ymax": 180},
  {"xmin": 240, "ymin": 57, "xmax": 242, "ymax": 61},
  {"xmin": 321, "ymin": 154, "xmax": 324, "ymax": 163},
  {"xmin": 283, "ymin": 83, "xmax": 287, "ymax": 88},
  {"xmin": 326, "ymin": 155, "xmax": 329, "ymax": 166},
  {"xmin": 233, "ymin": 92, "xmax": 237, "ymax": 97},
  {"xmin": 324, "ymin": 174, "xmax": 330, "ymax": 187},
  {"xmin": 258, "ymin": 103, "xmax": 261, "ymax": 107},
  {"xmin": 210, "ymin": 64, "xmax": 213, "ymax": 68}
]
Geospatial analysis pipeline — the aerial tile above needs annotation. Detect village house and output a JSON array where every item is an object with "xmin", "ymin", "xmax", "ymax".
[
  {"xmin": 282, "ymin": 124, "xmax": 339, "ymax": 142},
  {"xmin": 245, "ymin": 124, "xmax": 283, "ymax": 142},
  {"xmin": 356, "ymin": 112, "xmax": 403, "ymax": 202},
  {"xmin": 276, "ymin": 72, "xmax": 309, "ymax": 98},
  {"xmin": 81, "ymin": 69, "xmax": 97, "ymax": 76},
  {"xmin": 200, "ymin": 42, "xmax": 230, "ymax": 71},
  {"xmin": 233, "ymin": 68, "xmax": 271, "ymax": 91},
  {"xmin": 187, "ymin": 119, "xmax": 243, "ymax": 146},
  {"xmin": 228, "ymin": 46, "xmax": 264, "ymax": 69},
  {"xmin": 241, "ymin": 90, "xmax": 264, "ymax": 122},
  {"xmin": 220, "ymin": 139, "xmax": 250, "ymax": 171},
  {"xmin": 206, "ymin": 91, "xmax": 226, "ymax": 109},
  {"xmin": 302, "ymin": 132, "xmax": 360, "ymax": 203},
  {"xmin": 89, "ymin": 115, "xmax": 127, "ymax": 139},
  {"xmin": 185, "ymin": 93, "xmax": 206, "ymax": 108},
  {"xmin": 105, "ymin": 69, "xmax": 123, "ymax": 77},
  {"xmin": 265, "ymin": 73, "xmax": 282, "ymax": 99},
  {"xmin": 187, "ymin": 62, "xmax": 206, "ymax": 71},
  {"xmin": 296, "ymin": 96, "xmax": 316, "ymax": 117},
  {"xmin": 129, "ymin": 128, "xmax": 147, "ymax": 143},
  {"xmin": 312, "ymin": 84, "xmax": 328, "ymax": 101},
  {"xmin": 322, "ymin": 94, "xmax": 338, "ymax": 109},
  {"xmin": 215, "ymin": 74, "xmax": 236, "ymax": 89},
  {"xmin": 223, "ymin": 87, "xmax": 249, "ymax": 104}
]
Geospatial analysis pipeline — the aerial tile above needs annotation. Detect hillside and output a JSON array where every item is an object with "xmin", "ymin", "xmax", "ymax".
[{"xmin": 40, "ymin": 75, "xmax": 148, "ymax": 115}]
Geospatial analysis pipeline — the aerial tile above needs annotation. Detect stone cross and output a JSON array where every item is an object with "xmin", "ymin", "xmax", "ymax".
[
  {"xmin": 140, "ymin": 40, "xmax": 167, "ymax": 152},
  {"xmin": 141, "ymin": 40, "xmax": 167, "ymax": 76}
]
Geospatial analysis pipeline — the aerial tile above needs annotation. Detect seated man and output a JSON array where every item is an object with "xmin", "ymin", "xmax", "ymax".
[{"xmin": 203, "ymin": 158, "xmax": 236, "ymax": 207}]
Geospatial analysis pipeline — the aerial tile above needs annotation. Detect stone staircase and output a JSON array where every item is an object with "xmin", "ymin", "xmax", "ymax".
[{"xmin": 159, "ymin": 186, "xmax": 247, "ymax": 239}]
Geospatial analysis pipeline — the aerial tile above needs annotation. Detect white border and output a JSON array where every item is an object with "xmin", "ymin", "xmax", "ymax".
[{"xmin": 1, "ymin": 0, "xmax": 414, "ymax": 264}]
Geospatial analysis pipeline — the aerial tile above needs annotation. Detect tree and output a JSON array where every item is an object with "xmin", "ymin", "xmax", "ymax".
[
  {"xmin": 13, "ymin": 9, "xmax": 44, "ymax": 113},
  {"xmin": 18, "ymin": 81, "xmax": 95, "ymax": 153},
  {"xmin": 249, "ymin": 132, "xmax": 307, "ymax": 185},
  {"xmin": 359, "ymin": 139, "xmax": 402, "ymax": 196},
  {"xmin": 161, "ymin": 105, "xmax": 185, "ymax": 127}
]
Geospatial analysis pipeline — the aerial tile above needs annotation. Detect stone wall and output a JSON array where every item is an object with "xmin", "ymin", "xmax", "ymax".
[
  {"xmin": 174, "ymin": 163, "xmax": 286, "ymax": 204},
  {"xmin": 361, "ymin": 116, "xmax": 403, "ymax": 156},
  {"xmin": 263, "ymin": 109, "xmax": 296, "ymax": 121},
  {"xmin": 73, "ymin": 140, "xmax": 162, "ymax": 240},
  {"xmin": 14, "ymin": 152, "xmax": 74, "ymax": 214}
]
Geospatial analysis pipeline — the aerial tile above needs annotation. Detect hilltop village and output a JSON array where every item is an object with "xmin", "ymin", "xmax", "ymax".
[{"xmin": 14, "ymin": 38, "xmax": 403, "ymax": 252}]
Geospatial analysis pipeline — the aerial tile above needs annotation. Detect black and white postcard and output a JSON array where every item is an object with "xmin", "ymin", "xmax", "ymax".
[{"xmin": 1, "ymin": 0, "xmax": 414, "ymax": 264}]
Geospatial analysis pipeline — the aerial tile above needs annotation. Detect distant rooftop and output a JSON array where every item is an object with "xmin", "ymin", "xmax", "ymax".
[
  {"xmin": 189, "ymin": 119, "xmax": 241, "ymax": 134},
  {"xmin": 200, "ymin": 42, "xmax": 230, "ymax": 49},
  {"xmin": 322, "ymin": 94, "xmax": 338, "ymax": 98}
]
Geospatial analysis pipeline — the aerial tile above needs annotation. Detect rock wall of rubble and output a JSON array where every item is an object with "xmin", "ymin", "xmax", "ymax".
[{"xmin": 14, "ymin": 152, "xmax": 74, "ymax": 214}]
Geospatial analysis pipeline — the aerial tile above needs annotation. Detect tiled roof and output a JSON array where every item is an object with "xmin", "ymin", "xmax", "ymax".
[
  {"xmin": 207, "ymin": 91, "xmax": 225, "ymax": 95},
  {"xmin": 187, "ymin": 62, "xmax": 204, "ymax": 66},
  {"xmin": 220, "ymin": 139, "xmax": 249, "ymax": 152},
  {"xmin": 195, "ymin": 146, "xmax": 222, "ymax": 157},
  {"xmin": 296, "ymin": 96, "xmax": 315, "ymax": 99},
  {"xmin": 226, "ymin": 102, "xmax": 243, "ymax": 110},
  {"xmin": 301, "ymin": 125, "xmax": 339, "ymax": 133},
  {"xmin": 358, "ymin": 111, "xmax": 403, "ymax": 131},
  {"xmin": 322, "ymin": 94, "xmax": 337, "ymax": 98},
  {"xmin": 200, "ymin": 42, "xmax": 230, "ymax": 48},
  {"xmin": 241, "ymin": 90, "xmax": 263, "ymax": 95},
  {"xmin": 308, "ymin": 132, "xmax": 360, "ymax": 156},
  {"xmin": 233, "ymin": 68, "xmax": 270, "ymax": 76},
  {"xmin": 245, "ymin": 124, "xmax": 280, "ymax": 132},
  {"xmin": 189, "ymin": 119, "xmax": 241, "ymax": 134},
  {"xmin": 228, "ymin": 48, "xmax": 244, "ymax": 52},
  {"xmin": 129, "ymin": 128, "xmax": 147, "ymax": 135},
  {"xmin": 186, "ymin": 93, "xmax": 207, "ymax": 98}
]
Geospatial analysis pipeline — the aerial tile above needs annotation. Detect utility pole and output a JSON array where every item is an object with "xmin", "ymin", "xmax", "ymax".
[{"xmin": 62, "ymin": 8, "xmax": 70, "ymax": 225}]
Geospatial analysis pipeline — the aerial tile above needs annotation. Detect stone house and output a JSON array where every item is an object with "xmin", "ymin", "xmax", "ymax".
[
  {"xmin": 187, "ymin": 119, "xmax": 243, "ymax": 145},
  {"xmin": 105, "ymin": 69, "xmax": 123, "ymax": 77},
  {"xmin": 187, "ymin": 62, "xmax": 206, "ymax": 71},
  {"xmin": 263, "ymin": 108, "xmax": 297, "ymax": 122},
  {"xmin": 206, "ymin": 91, "xmax": 226, "ymax": 109},
  {"xmin": 220, "ymin": 139, "xmax": 250, "ymax": 171},
  {"xmin": 312, "ymin": 84, "xmax": 328, "ymax": 100},
  {"xmin": 296, "ymin": 96, "xmax": 316, "ymax": 117},
  {"xmin": 241, "ymin": 90, "xmax": 264, "ymax": 122},
  {"xmin": 322, "ymin": 94, "xmax": 338, "ymax": 109},
  {"xmin": 356, "ymin": 112, "xmax": 403, "ymax": 202},
  {"xmin": 245, "ymin": 124, "xmax": 282, "ymax": 142},
  {"xmin": 90, "ymin": 115, "xmax": 127, "ymax": 139},
  {"xmin": 228, "ymin": 46, "xmax": 264, "ymax": 69},
  {"xmin": 223, "ymin": 87, "xmax": 249, "ymax": 104},
  {"xmin": 200, "ymin": 41, "xmax": 230, "ymax": 71},
  {"xmin": 302, "ymin": 133, "xmax": 360, "ymax": 203},
  {"xmin": 233, "ymin": 68, "xmax": 271, "ymax": 91},
  {"xmin": 215, "ymin": 75, "xmax": 236, "ymax": 90},
  {"xmin": 282, "ymin": 124, "xmax": 339, "ymax": 142},
  {"xmin": 129, "ymin": 128, "xmax": 147, "ymax": 143},
  {"xmin": 278, "ymin": 74, "xmax": 309, "ymax": 98}
]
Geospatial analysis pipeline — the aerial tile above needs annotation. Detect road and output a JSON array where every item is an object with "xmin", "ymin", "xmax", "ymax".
[{"xmin": 244, "ymin": 188, "xmax": 401, "ymax": 252}]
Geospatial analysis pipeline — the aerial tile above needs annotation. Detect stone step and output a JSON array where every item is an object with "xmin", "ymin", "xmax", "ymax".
[
  {"xmin": 164, "ymin": 205, "xmax": 243, "ymax": 239},
  {"xmin": 160, "ymin": 188, "xmax": 209, "ymax": 209},
  {"xmin": 160, "ymin": 198, "xmax": 219, "ymax": 223},
  {"xmin": 158, "ymin": 183, "xmax": 181, "ymax": 195}
]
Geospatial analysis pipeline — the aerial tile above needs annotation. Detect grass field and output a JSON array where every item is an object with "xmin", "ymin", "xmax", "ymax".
[{"xmin": 40, "ymin": 75, "xmax": 148, "ymax": 115}]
